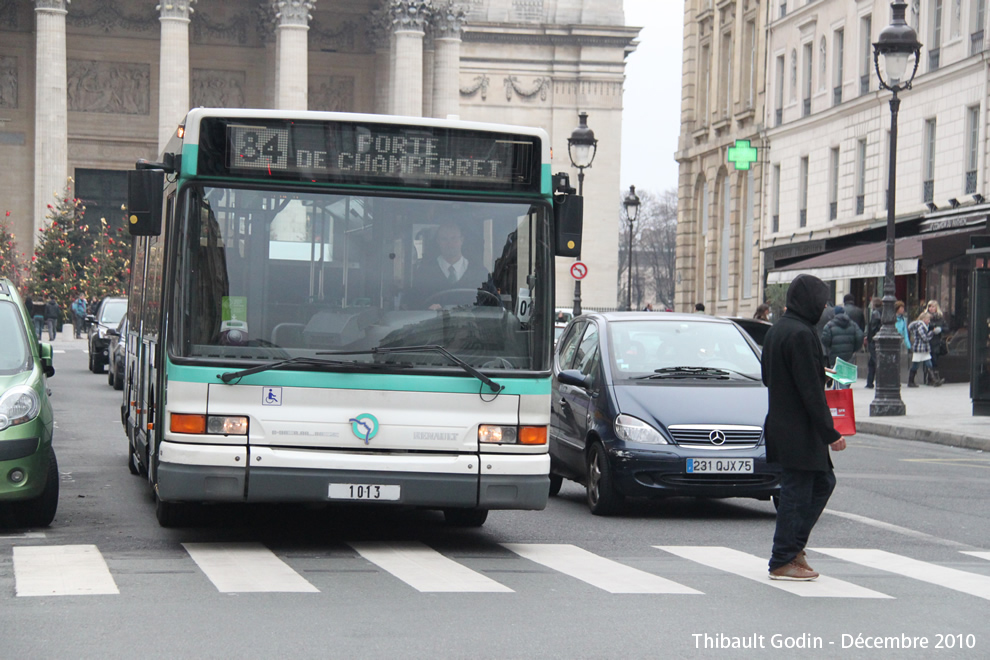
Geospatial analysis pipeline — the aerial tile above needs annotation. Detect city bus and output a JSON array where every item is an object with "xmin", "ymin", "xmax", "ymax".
[{"xmin": 122, "ymin": 108, "xmax": 583, "ymax": 527}]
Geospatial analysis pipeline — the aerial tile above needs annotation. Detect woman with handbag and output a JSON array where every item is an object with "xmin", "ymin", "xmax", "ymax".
[
  {"xmin": 907, "ymin": 312, "xmax": 943, "ymax": 387},
  {"xmin": 926, "ymin": 300, "xmax": 948, "ymax": 376}
]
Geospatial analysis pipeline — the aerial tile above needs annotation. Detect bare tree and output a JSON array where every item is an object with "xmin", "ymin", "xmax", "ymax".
[{"xmin": 618, "ymin": 187, "xmax": 677, "ymax": 309}]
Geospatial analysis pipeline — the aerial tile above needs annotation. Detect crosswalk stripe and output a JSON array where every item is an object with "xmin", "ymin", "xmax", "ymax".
[
  {"xmin": 961, "ymin": 551, "xmax": 990, "ymax": 562},
  {"xmin": 182, "ymin": 542, "xmax": 319, "ymax": 593},
  {"xmin": 13, "ymin": 544, "xmax": 119, "ymax": 597},
  {"xmin": 349, "ymin": 541, "xmax": 512, "ymax": 593},
  {"xmin": 504, "ymin": 543, "xmax": 701, "ymax": 594},
  {"xmin": 656, "ymin": 546, "xmax": 892, "ymax": 599},
  {"xmin": 815, "ymin": 548, "xmax": 990, "ymax": 601}
]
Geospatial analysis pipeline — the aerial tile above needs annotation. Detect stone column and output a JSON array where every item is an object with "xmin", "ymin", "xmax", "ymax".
[
  {"xmin": 366, "ymin": 8, "xmax": 392, "ymax": 114},
  {"xmin": 388, "ymin": 0, "xmax": 431, "ymax": 117},
  {"xmin": 421, "ymin": 27, "xmax": 435, "ymax": 118},
  {"xmin": 158, "ymin": 0, "xmax": 195, "ymax": 152},
  {"xmin": 432, "ymin": 1, "xmax": 465, "ymax": 119},
  {"xmin": 273, "ymin": 0, "xmax": 316, "ymax": 110},
  {"xmin": 33, "ymin": 0, "xmax": 69, "ymax": 237}
]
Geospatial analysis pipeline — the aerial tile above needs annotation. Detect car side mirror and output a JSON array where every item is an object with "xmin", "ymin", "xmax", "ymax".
[
  {"xmin": 107, "ymin": 328, "xmax": 119, "ymax": 337},
  {"xmin": 39, "ymin": 342, "xmax": 55, "ymax": 378},
  {"xmin": 557, "ymin": 368, "xmax": 591, "ymax": 389}
]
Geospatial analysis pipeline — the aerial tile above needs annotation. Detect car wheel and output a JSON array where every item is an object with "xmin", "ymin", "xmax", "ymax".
[
  {"xmin": 113, "ymin": 365, "xmax": 124, "ymax": 391},
  {"xmin": 548, "ymin": 473, "xmax": 563, "ymax": 497},
  {"xmin": 586, "ymin": 442, "xmax": 623, "ymax": 516},
  {"xmin": 88, "ymin": 347, "xmax": 98, "ymax": 373},
  {"xmin": 15, "ymin": 448, "xmax": 59, "ymax": 528},
  {"xmin": 108, "ymin": 364, "xmax": 115, "ymax": 387},
  {"xmin": 443, "ymin": 508, "xmax": 489, "ymax": 527}
]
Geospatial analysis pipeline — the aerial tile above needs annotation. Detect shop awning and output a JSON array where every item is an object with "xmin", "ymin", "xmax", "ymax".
[{"xmin": 766, "ymin": 235, "xmax": 923, "ymax": 285}]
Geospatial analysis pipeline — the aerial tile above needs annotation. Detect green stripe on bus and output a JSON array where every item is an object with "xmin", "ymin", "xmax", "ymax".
[
  {"xmin": 167, "ymin": 362, "xmax": 551, "ymax": 395},
  {"xmin": 541, "ymin": 163, "xmax": 552, "ymax": 196},
  {"xmin": 182, "ymin": 144, "xmax": 199, "ymax": 176}
]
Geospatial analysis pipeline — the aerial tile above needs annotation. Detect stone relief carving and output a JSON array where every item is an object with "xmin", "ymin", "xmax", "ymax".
[
  {"xmin": 66, "ymin": 0, "xmax": 156, "ymax": 33},
  {"xmin": 0, "ymin": 56, "xmax": 17, "ymax": 110},
  {"xmin": 433, "ymin": 0, "xmax": 466, "ymax": 39},
  {"xmin": 504, "ymin": 75, "xmax": 551, "ymax": 102},
  {"xmin": 255, "ymin": 1, "xmax": 279, "ymax": 43},
  {"xmin": 465, "ymin": 0, "xmax": 485, "ymax": 20},
  {"xmin": 273, "ymin": 0, "xmax": 316, "ymax": 27},
  {"xmin": 192, "ymin": 69, "xmax": 246, "ymax": 108},
  {"xmin": 192, "ymin": 9, "xmax": 251, "ymax": 46},
  {"xmin": 512, "ymin": 0, "xmax": 543, "ymax": 23},
  {"xmin": 309, "ymin": 76, "xmax": 354, "ymax": 112},
  {"xmin": 0, "ymin": 0, "xmax": 21, "ymax": 29},
  {"xmin": 67, "ymin": 60, "xmax": 150, "ymax": 115},
  {"xmin": 459, "ymin": 74, "xmax": 489, "ymax": 100},
  {"xmin": 388, "ymin": 0, "xmax": 431, "ymax": 32},
  {"xmin": 310, "ymin": 18, "xmax": 359, "ymax": 52},
  {"xmin": 365, "ymin": 7, "xmax": 392, "ymax": 50},
  {"xmin": 158, "ymin": 0, "xmax": 196, "ymax": 20}
]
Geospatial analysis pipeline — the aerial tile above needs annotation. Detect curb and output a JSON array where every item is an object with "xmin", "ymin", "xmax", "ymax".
[{"xmin": 856, "ymin": 421, "xmax": 990, "ymax": 452}]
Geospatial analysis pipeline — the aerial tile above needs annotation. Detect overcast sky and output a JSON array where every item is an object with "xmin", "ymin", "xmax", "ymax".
[{"xmin": 621, "ymin": 0, "xmax": 683, "ymax": 196}]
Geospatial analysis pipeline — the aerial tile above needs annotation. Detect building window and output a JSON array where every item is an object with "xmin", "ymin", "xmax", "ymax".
[
  {"xmin": 790, "ymin": 49, "xmax": 797, "ymax": 103},
  {"xmin": 780, "ymin": 1, "xmax": 787, "ymax": 19},
  {"xmin": 799, "ymin": 156, "xmax": 809, "ymax": 227},
  {"xmin": 833, "ymin": 29, "xmax": 844, "ymax": 105},
  {"xmin": 860, "ymin": 14, "xmax": 873, "ymax": 95},
  {"xmin": 967, "ymin": 105, "xmax": 980, "ymax": 194},
  {"xmin": 973, "ymin": 0, "xmax": 986, "ymax": 55},
  {"xmin": 802, "ymin": 42, "xmax": 813, "ymax": 116},
  {"xmin": 775, "ymin": 54, "xmax": 785, "ymax": 125},
  {"xmin": 772, "ymin": 164, "xmax": 781, "ymax": 232},
  {"xmin": 719, "ymin": 27, "xmax": 734, "ymax": 120},
  {"xmin": 924, "ymin": 117, "xmax": 937, "ymax": 203},
  {"xmin": 829, "ymin": 147, "xmax": 840, "ymax": 220},
  {"xmin": 856, "ymin": 139, "xmax": 867, "ymax": 215},
  {"xmin": 698, "ymin": 43, "xmax": 711, "ymax": 127},
  {"xmin": 930, "ymin": 0, "xmax": 943, "ymax": 71},
  {"xmin": 744, "ymin": 19, "xmax": 757, "ymax": 108},
  {"xmin": 719, "ymin": 178, "xmax": 731, "ymax": 301},
  {"xmin": 742, "ymin": 172, "xmax": 754, "ymax": 298}
]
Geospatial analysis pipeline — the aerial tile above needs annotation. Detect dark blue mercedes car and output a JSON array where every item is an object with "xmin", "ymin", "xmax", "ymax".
[{"xmin": 549, "ymin": 312, "xmax": 780, "ymax": 515}]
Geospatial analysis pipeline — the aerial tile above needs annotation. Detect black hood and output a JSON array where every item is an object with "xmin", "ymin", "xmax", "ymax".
[{"xmin": 785, "ymin": 274, "xmax": 830, "ymax": 325}]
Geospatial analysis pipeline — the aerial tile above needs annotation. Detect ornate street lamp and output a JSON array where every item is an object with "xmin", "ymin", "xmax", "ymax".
[
  {"xmin": 623, "ymin": 185, "xmax": 641, "ymax": 311},
  {"xmin": 567, "ymin": 112, "xmax": 598, "ymax": 317},
  {"xmin": 871, "ymin": 1, "xmax": 921, "ymax": 417}
]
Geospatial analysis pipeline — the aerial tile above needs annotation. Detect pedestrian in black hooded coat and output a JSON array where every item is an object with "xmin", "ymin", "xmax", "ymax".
[{"xmin": 761, "ymin": 273, "xmax": 847, "ymax": 581}]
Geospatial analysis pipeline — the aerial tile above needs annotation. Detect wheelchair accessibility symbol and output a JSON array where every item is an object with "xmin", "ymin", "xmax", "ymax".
[{"xmin": 262, "ymin": 387, "xmax": 282, "ymax": 406}]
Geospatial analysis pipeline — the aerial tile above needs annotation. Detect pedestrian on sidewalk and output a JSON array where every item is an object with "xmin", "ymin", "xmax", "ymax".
[
  {"xmin": 895, "ymin": 301, "xmax": 911, "ymax": 352},
  {"xmin": 754, "ymin": 303, "xmax": 771, "ymax": 321},
  {"xmin": 761, "ymin": 273, "xmax": 847, "ymax": 582},
  {"xmin": 842, "ymin": 293, "xmax": 866, "ymax": 333},
  {"xmin": 43, "ymin": 296, "xmax": 59, "ymax": 341},
  {"xmin": 926, "ymin": 300, "xmax": 948, "ymax": 378},
  {"xmin": 71, "ymin": 294, "xmax": 88, "ymax": 339},
  {"xmin": 907, "ymin": 311, "xmax": 943, "ymax": 387},
  {"xmin": 864, "ymin": 297, "xmax": 882, "ymax": 388},
  {"xmin": 821, "ymin": 305, "xmax": 864, "ymax": 388}
]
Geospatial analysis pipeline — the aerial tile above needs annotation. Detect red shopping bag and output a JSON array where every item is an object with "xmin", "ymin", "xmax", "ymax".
[{"xmin": 825, "ymin": 388, "xmax": 856, "ymax": 436}]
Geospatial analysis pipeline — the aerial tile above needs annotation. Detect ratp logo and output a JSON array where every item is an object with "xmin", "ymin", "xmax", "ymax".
[{"xmin": 349, "ymin": 413, "xmax": 379, "ymax": 444}]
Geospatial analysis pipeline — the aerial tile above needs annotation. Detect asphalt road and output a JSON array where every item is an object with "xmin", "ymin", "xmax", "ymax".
[{"xmin": 2, "ymin": 345, "xmax": 989, "ymax": 659}]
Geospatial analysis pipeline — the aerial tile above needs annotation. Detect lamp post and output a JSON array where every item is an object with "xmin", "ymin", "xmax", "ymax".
[
  {"xmin": 871, "ymin": 1, "xmax": 921, "ymax": 417},
  {"xmin": 623, "ymin": 185, "xmax": 641, "ymax": 311},
  {"xmin": 567, "ymin": 111, "xmax": 598, "ymax": 317}
]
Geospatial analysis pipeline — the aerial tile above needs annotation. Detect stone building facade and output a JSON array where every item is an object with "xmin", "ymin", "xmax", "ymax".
[{"xmin": 0, "ymin": 0, "xmax": 638, "ymax": 309}]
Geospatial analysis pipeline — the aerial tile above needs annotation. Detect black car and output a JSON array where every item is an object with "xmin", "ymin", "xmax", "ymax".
[
  {"xmin": 726, "ymin": 317, "xmax": 773, "ymax": 347},
  {"xmin": 550, "ymin": 312, "xmax": 780, "ymax": 515},
  {"xmin": 107, "ymin": 316, "xmax": 127, "ymax": 390},
  {"xmin": 87, "ymin": 297, "xmax": 127, "ymax": 373}
]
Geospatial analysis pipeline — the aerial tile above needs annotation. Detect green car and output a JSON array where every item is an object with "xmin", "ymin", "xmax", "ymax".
[{"xmin": 0, "ymin": 278, "xmax": 58, "ymax": 527}]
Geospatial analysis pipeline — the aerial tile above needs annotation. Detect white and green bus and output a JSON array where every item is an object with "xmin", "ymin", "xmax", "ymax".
[{"xmin": 122, "ymin": 108, "xmax": 583, "ymax": 527}]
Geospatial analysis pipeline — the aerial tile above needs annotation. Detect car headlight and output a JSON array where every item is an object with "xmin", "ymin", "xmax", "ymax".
[
  {"xmin": 614, "ymin": 414, "xmax": 668, "ymax": 445},
  {"xmin": 98, "ymin": 326, "xmax": 109, "ymax": 339},
  {"xmin": 0, "ymin": 386, "xmax": 41, "ymax": 431}
]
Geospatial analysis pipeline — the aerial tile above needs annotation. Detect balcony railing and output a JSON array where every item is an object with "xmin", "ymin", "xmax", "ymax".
[
  {"xmin": 799, "ymin": 209, "xmax": 807, "ymax": 227},
  {"xmin": 772, "ymin": 214, "xmax": 780, "ymax": 232},
  {"xmin": 829, "ymin": 201, "xmax": 837, "ymax": 220},
  {"xmin": 923, "ymin": 179, "xmax": 934, "ymax": 203},
  {"xmin": 856, "ymin": 194, "xmax": 865, "ymax": 215},
  {"xmin": 860, "ymin": 74, "xmax": 870, "ymax": 95},
  {"xmin": 833, "ymin": 85, "xmax": 842, "ymax": 105},
  {"xmin": 929, "ymin": 48, "xmax": 940, "ymax": 71},
  {"xmin": 803, "ymin": 98, "xmax": 811, "ymax": 116},
  {"xmin": 972, "ymin": 30, "xmax": 985, "ymax": 55},
  {"xmin": 967, "ymin": 170, "xmax": 977, "ymax": 194}
]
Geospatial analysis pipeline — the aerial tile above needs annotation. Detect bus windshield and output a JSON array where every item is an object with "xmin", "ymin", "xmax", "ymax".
[{"xmin": 171, "ymin": 185, "xmax": 552, "ymax": 372}]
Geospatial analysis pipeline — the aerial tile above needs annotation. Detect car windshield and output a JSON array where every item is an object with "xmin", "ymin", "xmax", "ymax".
[
  {"xmin": 606, "ymin": 319, "xmax": 762, "ymax": 380},
  {"xmin": 0, "ymin": 302, "xmax": 31, "ymax": 375},
  {"xmin": 100, "ymin": 300, "xmax": 127, "ymax": 324},
  {"xmin": 170, "ymin": 185, "xmax": 552, "ymax": 372}
]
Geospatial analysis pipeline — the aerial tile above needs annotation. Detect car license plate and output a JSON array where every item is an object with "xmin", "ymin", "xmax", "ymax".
[
  {"xmin": 686, "ymin": 458, "xmax": 753, "ymax": 474},
  {"xmin": 328, "ymin": 484, "xmax": 401, "ymax": 501}
]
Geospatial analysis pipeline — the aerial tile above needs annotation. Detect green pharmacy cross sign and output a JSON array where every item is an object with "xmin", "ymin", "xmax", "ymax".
[{"xmin": 727, "ymin": 140, "xmax": 758, "ymax": 170}]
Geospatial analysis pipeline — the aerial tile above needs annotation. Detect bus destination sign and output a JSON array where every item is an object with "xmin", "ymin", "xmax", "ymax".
[{"xmin": 223, "ymin": 120, "xmax": 537, "ymax": 191}]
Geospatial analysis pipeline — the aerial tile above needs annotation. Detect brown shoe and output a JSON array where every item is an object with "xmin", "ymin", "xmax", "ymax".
[
  {"xmin": 769, "ymin": 560, "xmax": 819, "ymax": 581},
  {"xmin": 794, "ymin": 550, "xmax": 814, "ymax": 572}
]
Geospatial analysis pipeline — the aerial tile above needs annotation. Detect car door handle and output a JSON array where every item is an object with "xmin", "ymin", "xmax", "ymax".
[{"xmin": 559, "ymin": 398, "xmax": 569, "ymax": 407}]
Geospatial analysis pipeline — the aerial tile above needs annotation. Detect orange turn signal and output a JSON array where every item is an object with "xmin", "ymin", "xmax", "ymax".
[
  {"xmin": 519, "ymin": 426, "xmax": 547, "ymax": 445},
  {"xmin": 171, "ymin": 413, "xmax": 206, "ymax": 434}
]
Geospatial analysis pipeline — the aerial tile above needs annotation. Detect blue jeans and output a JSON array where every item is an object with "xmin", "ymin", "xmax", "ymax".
[
  {"xmin": 32, "ymin": 316, "xmax": 44, "ymax": 340},
  {"xmin": 769, "ymin": 469, "xmax": 836, "ymax": 571}
]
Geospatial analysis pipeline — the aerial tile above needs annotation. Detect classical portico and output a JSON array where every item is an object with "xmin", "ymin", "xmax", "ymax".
[{"xmin": 1, "ymin": 0, "xmax": 638, "ymax": 309}]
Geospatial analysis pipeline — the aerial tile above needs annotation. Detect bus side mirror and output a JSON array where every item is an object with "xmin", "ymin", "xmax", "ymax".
[
  {"xmin": 553, "ymin": 193, "xmax": 583, "ymax": 258},
  {"xmin": 127, "ymin": 169, "xmax": 165, "ymax": 236}
]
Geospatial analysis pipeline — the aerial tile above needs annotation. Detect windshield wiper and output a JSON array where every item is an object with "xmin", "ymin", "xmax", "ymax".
[
  {"xmin": 217, "ymin": 355, "xmax": 405, "ymax": 384},
  {"xmin": 634, "ymin": 366, "xmax": 735, "ymax": 380},
  {"xmin": 318, "ymin": 345, "xmax": 504, "ymax": 394}
]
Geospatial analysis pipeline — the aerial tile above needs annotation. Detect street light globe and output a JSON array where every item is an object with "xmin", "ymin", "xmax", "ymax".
[
  {"xmin": 567, "ymin": 112, "xmax": 598, "ymax": 170},
  {"xmin": 873, "ymin": 1, "xmax": 921, "ymax": 90},
  {"xmin": 623, "ymin": 185, "xmax": 641, "ymax": 223}
]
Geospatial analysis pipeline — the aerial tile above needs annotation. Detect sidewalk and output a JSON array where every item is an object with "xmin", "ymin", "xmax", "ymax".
[{"xmin": 851, "ymin": 381, "xmax": 990, "ymax": 452}]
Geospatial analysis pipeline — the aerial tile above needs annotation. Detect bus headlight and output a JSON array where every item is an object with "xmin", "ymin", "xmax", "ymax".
[
  {"xmin": 207, "ymin": 416, "xmax": 249, "ymax": 435},
  {"xmin": 0, "ymin": 386, "xmax": 41, "ymax": 430},
  {"xmin": 171, "ymin": 413, "xmax": 248, "ymax": 435},
  {"xmin": 479, "ymin": 425, "xmax": 546, "ymax": 445}
]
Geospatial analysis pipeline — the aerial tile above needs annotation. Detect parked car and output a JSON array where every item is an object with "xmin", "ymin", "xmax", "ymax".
[
  {"xmin": 107, "ymin": 317, "xmax": 127, "ymax": 390},
  {"xmin": 550, "ymin": 312, "xmax": 780, "ymax": 515},
  {"xmin": 87, "ymin": 297, "xmax": 127, "ymax": 373},
  {"xmin": 0, "ymin": 278, "xmax": 59, "ymax": 527},
  {"xmin": 726, "ymin": 317, "xmax": 773, "ymax": 347}
]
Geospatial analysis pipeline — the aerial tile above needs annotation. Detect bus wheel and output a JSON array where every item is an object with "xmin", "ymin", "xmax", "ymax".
[
  {"xmin": 155, "ymin": 494, "xmax": 191, "ymax": 528},
  {"xmin": 549, "ymin": 473, "xmax": 563, "ymax": 497},
  {"xmin": 443, "ymin": 508, "xmax": 488, "ymax": 527}
]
